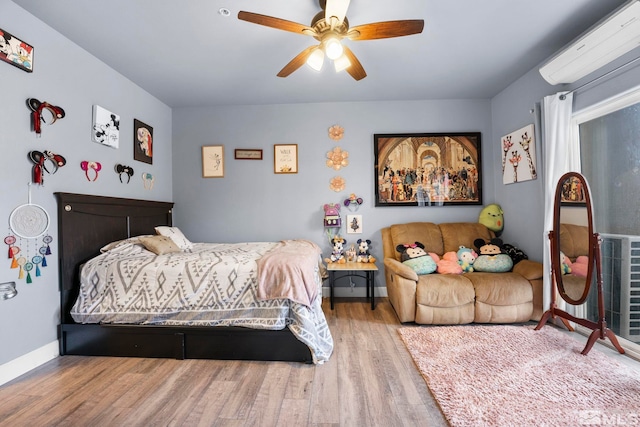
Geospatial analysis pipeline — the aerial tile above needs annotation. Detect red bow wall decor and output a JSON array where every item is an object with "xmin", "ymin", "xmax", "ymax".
[
  {"xmin": 28, "ymin": 150, "xmax": 66, "ymax": 185},
  {"xmin": 26, "ymin": 98, "xmax": 65, "ymax": 136}
]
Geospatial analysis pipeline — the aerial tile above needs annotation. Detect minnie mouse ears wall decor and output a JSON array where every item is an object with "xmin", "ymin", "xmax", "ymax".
[
  {"xmin": 80, "ymin": 161, "xmax": 101, "ymax": 182},
  {"xmin": 28, "ymin": 150, "xmax": 66, "ymax": 185},
  {"xmin": 26, "ymin": 98, "xmax": 65, "ymax": 136},
  {"xmin": 115, "ymin": 164, "xmax": 134, "ymax": 183}
]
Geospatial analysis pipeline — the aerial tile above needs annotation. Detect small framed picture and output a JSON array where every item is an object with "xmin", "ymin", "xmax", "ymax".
[
  {"xmin": 274, "ymin": 144, "xmax": 298, "ymax": 174},
  {"xmin": 92, "ymin": 105, "xmax": 120, "ymax": 148},
  {"xmin": 0, "ymin": 27, "xmax": 34, "ymax": 73},
  {"xmin": 346, "ymin": 215, "xmax": 363, "ymax": 234},
  {"xmin": 235, "ymin": 149, "xmax": 263, "ymax": 160},
  {"xmin": 202, "ymin": 145, "xmax": 224, "ymax": 178},
  {"xmin": 133, "ymin": 119, "xmax": 153, "ymax": 164}
]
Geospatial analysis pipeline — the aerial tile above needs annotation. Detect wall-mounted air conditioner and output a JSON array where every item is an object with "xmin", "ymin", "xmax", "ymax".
[{"xmin": 539, "ymin": 0, "xmax": 640, "ymax": 85}]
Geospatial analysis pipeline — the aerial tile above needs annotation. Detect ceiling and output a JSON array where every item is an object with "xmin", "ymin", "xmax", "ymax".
[{"xmin": 11, "ymin": 0, "xmax": 630, "ymax": 108}]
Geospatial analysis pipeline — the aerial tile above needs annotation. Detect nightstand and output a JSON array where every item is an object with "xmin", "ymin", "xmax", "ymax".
[{"xmin": 326, "ymin": 262, "xmax": 378, "ymax": 310}]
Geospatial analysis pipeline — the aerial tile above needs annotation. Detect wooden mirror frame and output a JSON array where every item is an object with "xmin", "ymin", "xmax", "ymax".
[{"xmin": 535, "ymin": 172, "xmax": 625, "ymax": 355}]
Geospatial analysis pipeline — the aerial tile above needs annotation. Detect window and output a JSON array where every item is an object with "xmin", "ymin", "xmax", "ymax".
[{"xmin": 573, "ymin": 87, "xmax": 640, "ymax": 357}]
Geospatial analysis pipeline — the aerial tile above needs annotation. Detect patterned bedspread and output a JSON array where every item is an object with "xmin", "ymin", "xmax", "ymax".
[{"xmin": 71, "ymin": 239, "xmax": 333, "ymax": 363}]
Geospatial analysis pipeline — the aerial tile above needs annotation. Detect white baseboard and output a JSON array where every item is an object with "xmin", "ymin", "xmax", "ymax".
[
  {"xmin": 322, "ymin": 286, "xmax": 388, "ymax": 298},
  {"xmin": 0, "ymin": 340, "xmax": 59, "ymax": 386}
]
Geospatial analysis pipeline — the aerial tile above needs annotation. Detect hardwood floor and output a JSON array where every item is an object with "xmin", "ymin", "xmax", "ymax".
[{"xmin": 0, "ymin": 298, "xmax": 448, "ymax": 427}]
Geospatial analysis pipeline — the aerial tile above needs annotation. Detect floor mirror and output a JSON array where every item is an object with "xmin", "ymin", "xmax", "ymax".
[{"xmin": 535, "ymin": 171, "xmax": 625, "ymax": 355}]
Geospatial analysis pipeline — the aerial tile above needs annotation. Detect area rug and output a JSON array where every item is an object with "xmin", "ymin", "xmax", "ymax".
[{"xmin": 398, "ymin": 325, "xmax": 640, "ymax": 427}]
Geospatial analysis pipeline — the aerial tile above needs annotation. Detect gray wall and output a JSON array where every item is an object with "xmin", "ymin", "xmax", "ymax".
[
  {"xmin": 0, "ymin": 0, "xmax": 172, "ymax": 365},
  {"xmin": 172, "ymin": 100, "xmax": 494, "ymax": 278},
  {"xmin": 491, "ymin": 48, "xmax": 640, "ymax": 261}
]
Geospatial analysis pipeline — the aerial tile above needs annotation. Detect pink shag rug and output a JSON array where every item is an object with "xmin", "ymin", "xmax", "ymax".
[{"xmin": 398, "ymin": 325, "xmax": 640, "ymax": 427}]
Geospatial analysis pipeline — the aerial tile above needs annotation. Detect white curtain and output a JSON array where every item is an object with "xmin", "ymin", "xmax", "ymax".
[{"xmin": 541, "ymin": 91, "xmax": 580, "ymax": 311}]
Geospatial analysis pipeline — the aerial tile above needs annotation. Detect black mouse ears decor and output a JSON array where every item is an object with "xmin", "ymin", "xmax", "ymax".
[
  {"xmin": 115, "ymin": 164, "xmax": 134, "ymax": 184},
  {"xmin": 28, "ymin": 150, "xmax": 66, "ymax": 185},
  {"xmin": 26, "ymin": 98, "xmax": 65, "ymax": 136}
]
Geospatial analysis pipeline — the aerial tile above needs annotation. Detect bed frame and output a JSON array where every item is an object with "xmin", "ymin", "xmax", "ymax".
[{"xmin": 55, "ymin": 192, "xmax": 313, "ymax": 363}]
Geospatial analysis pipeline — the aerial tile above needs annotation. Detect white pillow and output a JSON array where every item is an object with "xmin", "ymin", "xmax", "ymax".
[{"xmin": 155, "ymin": 226, "xmax": 193, "ymax": 249}]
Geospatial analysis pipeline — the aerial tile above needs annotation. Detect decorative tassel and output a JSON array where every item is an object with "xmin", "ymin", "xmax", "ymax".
[
  {"xmin": 8, "ymin": 247, "xmax": 11, "ymax": 258},
  {"xmin": 10, "ymin": 257, "xmax": 18, "ymax": 269},
  {"xmin": 42, "ymin": 256, "xmax": 47, "ymax": 267},
  {"xmin": 46, "ymin": 245, "xmax": 51, "ymax": 255},
  {"xmin": 18, "ymin": 267, "xmax": 24, "ymax": 279},
  {"xmin": 36, "ymin": 265, "xmax": 41, "ymax": 277},
  {"xmin": 26, "ymin": 272, "xmax": 32, "ymax": 284}
]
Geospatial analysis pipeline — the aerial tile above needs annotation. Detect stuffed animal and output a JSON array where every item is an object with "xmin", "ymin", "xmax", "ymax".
[
  {"xmin": 435, "ymin": 251, "xmax": 464, "ymax": 274},
  {"xmin": 457, "ymin": 246, "xmax": 478, "ymax": 273},
  {"xmin": 345, "ymin": 243, "xmax": 357, "ymax": 262},
  {"xmin": 571, "ymin": 255, "xmax": 588, "ymax": 277},
  {"xmin": 356, "ymin": 239, "xmax": 376, "ymax": 263},
  {"xmin": 325, "ymin": 235, "xmax": 347, "ymax": 264},
  {"xmin": 502, "ymin": 243, "xmax": 528, "ymax": 265},
  {"xmin": 559, "ymin": 251, "xmax": 572, "ymax": 275},
  {"xmin": 473, "ymin": 238, "xmax": 513, "ymax": 272},
  {"xmin": 396, "ymin": 242, "xmax": 437, "ymax": 275},
  {"xmin": 478, "ymin": 204, "xmax": 504, "ymax": 235}
]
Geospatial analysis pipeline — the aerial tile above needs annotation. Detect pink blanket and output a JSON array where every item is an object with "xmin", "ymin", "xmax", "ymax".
[{"xmin": 256, "ymin": 239, "xmax": 322, "ymax": 307}]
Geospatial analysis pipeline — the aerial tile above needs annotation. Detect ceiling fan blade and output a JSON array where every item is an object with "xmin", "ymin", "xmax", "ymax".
[
  {"xmin": 238, "ymin": 11, "xmax": 314, "ymax": 35},
  {"xmin": 325, "ymin": 0, "xmax": 350, "ymax": 24},
  {"xmin": 277, "ymin": 46, "xmax": 318, "ymax": 77},
  {"xmin": 342, "ymin": 46, "xmax": 366, "ymax": 81},
  {"xmin": 347, "ymin": 20, "xmax": 425, "ymax": 41}
]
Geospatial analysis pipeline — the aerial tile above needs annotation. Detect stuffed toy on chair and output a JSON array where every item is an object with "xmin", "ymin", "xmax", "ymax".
[
  {"xmin": 571, "ymin": 255, "xmax": 588, "ymax": 277},
  {"xmin": 434, "ymin": 251, "xmax": 463, "ymax": 274},
  {"xmin": 396, "ymin": 242, "xmax": 437, "ymax": 275},
  {"xmin": 473, "ymin": 238, "xmax": 513, "ymax": 272},
  {"xmin": 356, "ymin": 239, "xmax": 376, "ymax": 263},
  {"xmin": 325, "ymin": 236, "xmax": 347, "ymax": 264},
  {"xmin": 457, "ymin": 246, "xmax": 478, "ymax": 273}
]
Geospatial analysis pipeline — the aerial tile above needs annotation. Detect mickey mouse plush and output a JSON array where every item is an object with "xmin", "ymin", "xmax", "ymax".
[
  {"xmin": 473, "ymin": 238, "xmax": 513, "ymax": 272},
  {"xmin": 396, "ymin": 242, "xmax": 437, "ymax": 275},
  {"xmin": 356, "ymin": 239, "xmax": 376, "ymax": 263}
]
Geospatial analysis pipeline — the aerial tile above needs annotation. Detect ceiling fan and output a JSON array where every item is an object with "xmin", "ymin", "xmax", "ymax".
[{"xmin": 237, "ymin": 0, "xmax": 424, "ymax": 81}]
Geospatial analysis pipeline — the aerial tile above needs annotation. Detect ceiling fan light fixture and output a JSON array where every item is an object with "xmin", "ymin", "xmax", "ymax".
[
  {"xmin": 334, "ymin": 54, "xmax": 351, "ymax": 72},
  {"xmin": 324, "ymin": 0, "xmax": 350, "ymax": 25},
  {"xmin": 307, "ymin": 48, "xmax": 325, "ymax": 71},
  {"xmin": 324, "ymin": 35, "xmax": 343, "ymax": 60}
]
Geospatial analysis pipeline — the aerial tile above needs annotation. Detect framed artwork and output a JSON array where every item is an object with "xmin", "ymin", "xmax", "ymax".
[
  {"xmin": 374, "ymin": 132, "xmax": 482, "ymax": 207},
  {"xmin": 235, "ymin": 149, "xmax": 263, "ymax": 160},
  {"xmin": 202, "ymin": 145, "xmax": 224, "ymax": 178},
  {"xmin": 133, "ymin": 119, "xmax": 153, "ymax": 164},
  {"xmin": 502, "ymin": 124, "xmax": 537, "ymax": 184},
  {"xmin": 92, "ymin": 105, "xmax": 120, "ymax": 148},
  {"xmin": 346, "ymin": 214, "xmax": 363, "ymax": 234},
  {"xmin": 560, "ymin": 174, "xmax": 586, "ymax": 206},
  {"xmin": 0, "ymin": 27, "xmax": 33, "ymax": 72},
  {"xmin": 274, "ymin": 144, "xmax": 298, "ymax": 174}
]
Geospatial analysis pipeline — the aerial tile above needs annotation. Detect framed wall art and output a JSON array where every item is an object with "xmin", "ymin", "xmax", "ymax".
[
  {"xmin": 202, "ymin": 145, "xmax": 224, "ymax": 178},
  {"xmin": 235, "ymin": 149, "xmax": 263, "ymax": 160},
  {"xmin": 502, "ymin": 124, "xmax": 537, "ymax": 184},
  {"xmin": 133, "ymin": 119, "xmax": 153, "ymax": 164},
  {"xmin": 346, "ymin": 214, "xmax": 363, "ymax": 234},
  {"xmin": 0, "ymin": 27, "xmax": 34, "ymax": 72},
  {"xmin": 374, "ymin": 132, "xmax": 482, "ymax": 207},
  {"xmin": 92, "ymin": 105, "xmax": 120, "ymax": 148},
  {"xmin": 274, "ymin": 144, "xmax": 298, "ymax": 174}
]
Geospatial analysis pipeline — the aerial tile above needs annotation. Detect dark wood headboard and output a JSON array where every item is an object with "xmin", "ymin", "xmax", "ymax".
[{"xmin": 55, "ymin": 193, "xmax": 173, "ymax": 323}]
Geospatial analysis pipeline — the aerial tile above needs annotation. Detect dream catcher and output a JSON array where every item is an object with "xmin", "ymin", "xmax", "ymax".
[{"xmin": 5, "ymin": 184, "xmax": 51, "ymax": 283}]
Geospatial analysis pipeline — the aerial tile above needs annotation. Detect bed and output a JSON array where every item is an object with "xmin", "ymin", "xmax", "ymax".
[{"xmin": 55, "ymin": 192, "xmax": 333, "ymax": 364}]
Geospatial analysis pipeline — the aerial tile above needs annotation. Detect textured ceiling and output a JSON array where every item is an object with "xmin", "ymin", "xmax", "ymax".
[{"xmin": 11, "ymin": 0, "xmax": 630, "ymax": 107}]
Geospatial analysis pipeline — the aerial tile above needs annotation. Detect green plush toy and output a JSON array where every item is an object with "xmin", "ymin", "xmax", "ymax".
[{"xmin": 479, "ymin": 204, "xmax": 504, "ymax": 235}]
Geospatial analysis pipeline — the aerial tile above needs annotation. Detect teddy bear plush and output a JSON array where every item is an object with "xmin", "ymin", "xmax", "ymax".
[
  {"xmin": 457, "ymin": 246, "xmax": 478, "ymax": 273},
  {"xmin": 325, "ymin": 235, "xmax": 347, "ymax": 264},
  {"xmin": 473, "ymin": 238, "xmax": 513, "ymax": 272},
  {"xmin": 396, "ymin": 242, "xmax": 437, "ymax": 275},
  {"xmin": 356, "ymin": 239, "xmax": 376, "ymax": 263}
]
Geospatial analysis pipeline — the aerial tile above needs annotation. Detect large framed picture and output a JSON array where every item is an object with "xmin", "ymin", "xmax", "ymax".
[{"xmin": 374, "ymin": 132, "xmax": 482, "ymax": 207}]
